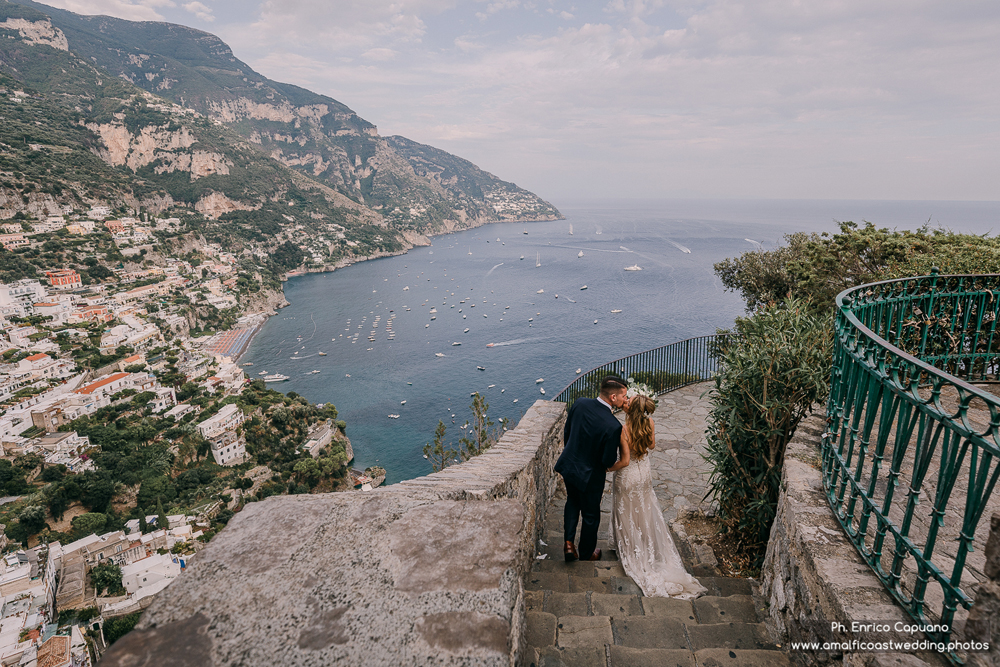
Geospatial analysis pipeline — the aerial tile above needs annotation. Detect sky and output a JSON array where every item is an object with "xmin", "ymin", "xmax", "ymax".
[{"xmin": 35, "ymin": 0, "xmax": 1000, "ymax": 202}]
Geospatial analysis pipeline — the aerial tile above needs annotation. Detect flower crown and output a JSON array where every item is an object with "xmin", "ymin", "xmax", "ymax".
[{"xmin": 625, "ymin": 377, "xmax": 658, "ymax": 409}]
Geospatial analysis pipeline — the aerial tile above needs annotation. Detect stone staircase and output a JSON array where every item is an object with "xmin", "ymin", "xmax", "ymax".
[{"xmin": 523, "ymin": 493, "xmax": 791, "ymax": 667}]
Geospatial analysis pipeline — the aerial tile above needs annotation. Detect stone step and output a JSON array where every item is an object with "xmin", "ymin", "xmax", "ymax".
[{"xmin": 696, "ymin": 576, "xmax": 754, "ymax": 597}]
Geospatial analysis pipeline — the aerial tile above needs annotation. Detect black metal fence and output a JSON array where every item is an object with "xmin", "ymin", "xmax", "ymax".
[{"xmin": 553, "ymin": 334, "xmax": 727, "ymax": 403}]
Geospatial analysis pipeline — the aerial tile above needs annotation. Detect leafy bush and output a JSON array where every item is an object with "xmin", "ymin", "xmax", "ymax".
[
  {"xmin": 103, "ymin": 612, "xmax": 140, "ymax": 644},
  {"xmin": 703, "ymin": 299, "xmax": 831, "ymax": 566},
  {"xmin": 90, "ymin": 562, "xmax": 125, "ymax": 596}
]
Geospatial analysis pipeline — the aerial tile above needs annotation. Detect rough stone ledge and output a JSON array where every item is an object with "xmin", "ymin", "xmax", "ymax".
[
  {"xmin": 759, "ymin": 411, "xmax": 946, "ymax": 667},
  {"xmin": 101, "ymin": 400, "xmax": 567, "ymax": 667}
]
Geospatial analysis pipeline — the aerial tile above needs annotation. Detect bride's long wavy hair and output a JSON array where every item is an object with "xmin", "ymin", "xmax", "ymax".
[{"xmin": 626, "ymin": 395, "xmax": 656, "ymax": 460}]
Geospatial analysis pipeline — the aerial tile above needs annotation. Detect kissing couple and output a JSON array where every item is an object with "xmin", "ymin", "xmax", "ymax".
[{"xmin": 554, "ymin": 375, "xmax": 705, "ymax": 598}]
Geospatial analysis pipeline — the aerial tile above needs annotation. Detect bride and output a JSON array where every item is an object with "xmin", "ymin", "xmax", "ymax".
[{"xmin": 607, "ymin": 393, "xmax": 706, "ymax": 599}]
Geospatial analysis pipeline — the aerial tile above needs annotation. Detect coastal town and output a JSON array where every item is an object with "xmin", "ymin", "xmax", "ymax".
[{"xmin": 0, "ymin": 204, "xmax": 366, "ymax": 664}]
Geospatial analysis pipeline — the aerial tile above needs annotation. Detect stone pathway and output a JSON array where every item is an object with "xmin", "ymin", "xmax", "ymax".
[
  {"xmin": 524, "ymin": 490, "xmax": 789, "ymax": 666},
  {"xmin": 523, "ymin": 383, "xmax": 790, "ymax": 666}
]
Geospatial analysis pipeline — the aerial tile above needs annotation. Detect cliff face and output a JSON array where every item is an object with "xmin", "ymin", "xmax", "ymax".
[{"xmin": 6, "ymin": 0, "xmax": 562, "ymax": 231}]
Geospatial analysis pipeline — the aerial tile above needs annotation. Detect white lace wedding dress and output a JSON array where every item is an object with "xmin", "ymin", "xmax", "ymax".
[{"xmin": 611, "ymin": 454, "xmax": 707, "ymax": 599}]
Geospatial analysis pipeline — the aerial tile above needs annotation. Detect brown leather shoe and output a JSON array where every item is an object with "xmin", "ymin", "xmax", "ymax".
[
  {"xmin": 564, "ymin": 541, "xmax": 579, "ymax": 562},
  {"xmin": 587, "ymin": 548, "xmax": 602, "ymax": 561}
]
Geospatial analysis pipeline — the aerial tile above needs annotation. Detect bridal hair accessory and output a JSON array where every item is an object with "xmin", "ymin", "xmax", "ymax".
[{"xmin": 626, "ymin": 377, "xmax": 658, "ymax": 409}]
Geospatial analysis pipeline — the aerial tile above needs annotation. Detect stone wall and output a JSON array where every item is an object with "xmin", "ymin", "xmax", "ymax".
[
  {"xmin": 100, "ymin": 400, "xmax": 567, "ymax": 667},
  {"xmin": 759, "ymin": 412, "xmax": 945, "ymax": 667}
]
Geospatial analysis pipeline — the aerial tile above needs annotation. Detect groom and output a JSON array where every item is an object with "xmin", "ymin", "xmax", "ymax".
[{"xmin": 555, "ymin": 375, "xmax": 628, "ymax": 562}]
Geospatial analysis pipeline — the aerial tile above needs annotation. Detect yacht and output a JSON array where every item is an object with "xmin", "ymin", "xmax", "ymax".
[
  {"xmin": 536, "ymin": 378, "xmax": 544, "ymax": 383},
  {"xmin": 624, "ymin": 264, "xmax": 642, "ymax": 271},
  {"xmin": 477, "ymin": 366, "xmax": 486, "ymax": 371},
  {"xmin": 258, "ymin": 371, "xmax": 268, "ymax": 375},
  {"xmin": 520, "ymin": 255, "xmax": 525, "ymax": 260},
  {"xmin": 464, "ymin": 328, "xmax": 470, "ymax": 333},
  {"xmin": 540, "ymin": 388, "xmax": 545, "ymax": 395},
  {"xmin": 580, "ymin": 285, "xmax": 588, "ymax": 290},
  {"xmin": 576, "ymin": 368, "xmax": 582, "ymax": 374},
  {"xmin": 523, "ymin": 229, "xmax": 528, "ymax": 234},
  {"xmin": 400, "ymin": 400, "xmax": 406, "ymax": 405},
  {"xmin": 578, "ymin": 251, "xmax": 584, "ymax": 258},
  {"xmin": 452, "ymin": 342, "xmax": 462, "ymax": 346},
  {"xmin": 264, "ymin": 374, "xmax": 289, "ymax": 383},
  {"xmin": 318, "ymin": 351, "xmax": 327, "ymax": 356}
]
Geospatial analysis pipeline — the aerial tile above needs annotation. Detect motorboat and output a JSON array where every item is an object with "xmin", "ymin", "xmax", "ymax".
[
  {"xmin": 578, "ymin": 251, "xmax": 584, "ymax": 258},
  {"xmin": 624, "ymin": 265, "xmax": 642, "ymax": 271},
  {"xmin": 318, "ymin": 352, "xmax": 327, "ymax": 356},
  {"xmin": 536, "ymin": 289, "xmax": 544, "ymax": 294},
  {"xmin": 580, "ymin": 285, "xmax": 587, "ymax": 290},
  {"xmin": 486, "ymin": 343, "xmax": 495, "ymax": 348},
  {"xmin": 452, "ymin": 342, "xmax": 462, "ymax": 346},
  {"xmin": 611, "ymin": 309, "xmax": 622, "ymax": 313},
  {"xmin": 435, "ymin": 353, "xmax": 446, "ymax": 357},
  {"xmin": 477, "ymin": 366, "xmax": 486, "ymax": 371},
  {"xmin": 264, "ymin": 374, "xmax": 289, "ymax": 383},
  {"xmin": 536, "ymin": 378, "xmax": 544, "ymax": 384}
]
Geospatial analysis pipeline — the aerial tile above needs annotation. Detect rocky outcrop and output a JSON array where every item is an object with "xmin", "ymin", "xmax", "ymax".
[
  {"xmin": 0, "ymin": 18, "xmax": 68, "ymax": 50},
  {"xmin": 194, "ymin": 192, "xmax": 258, "ymax": 219},
  {"xmin": 100, "ymin": 400, "xmax": 568, "ymax": 666}
]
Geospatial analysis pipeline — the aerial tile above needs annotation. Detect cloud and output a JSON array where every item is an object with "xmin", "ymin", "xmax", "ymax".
[
  {"xmin": 181, "ymin": 1, "xmax": 214, "ymax": 22},
  {"xmin": 38, "ymin": 0, "xmax": 175, "ymax": 21}
]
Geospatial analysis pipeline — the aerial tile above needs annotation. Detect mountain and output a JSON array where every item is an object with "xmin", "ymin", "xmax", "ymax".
[{"xmin": 2, "ymin": 0, "xmax": 561, "ymax": 237}]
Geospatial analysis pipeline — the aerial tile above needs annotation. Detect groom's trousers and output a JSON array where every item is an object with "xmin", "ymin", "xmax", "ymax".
[{"xmin": 563, "ymin": 471, "xmax": 606, "ymax": 559}]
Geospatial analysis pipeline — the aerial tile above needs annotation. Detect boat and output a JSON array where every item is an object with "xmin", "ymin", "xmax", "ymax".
[
  {"xmin": 569, "ymin": 224, "xmax": 573, "ymax": 235},
  {"xmin": 488, "ymin": 384, "xmax": 495, "ymax": 388},
  {"xmin": 258, "ymin": 371, "xmax": 268, "ymax": 375},
  {"xmin": 264, "ymin": 374, "xmax": 289, "ymax": 383},
  {"xmin": 435, "ymin": 353, "xmax": 446, "ymax": 357},
  {"xmin": 594, "ymin": 319, "xmax": 599, "ymax": 324},
  {"xmin": 318, "ymin": 352, "xmax": 327, "ymax": 356},
  {"xmin": 536, "ymin": 252, "xmax": 541, "ymax": 268},
  {"xmin": 497, "ymin": 238, "xmax": 501, "ymax": 242},
  {"xmin": 242, "ymin": 362, "xmax": 254, "ymax": 366},
  {"xmin": 540, "ymin": 388, "xmax": 545, "ymax": 395},
  {"xmin": 578, "ymin": 251, "xmax": 584, "ymax": 258},
  {"xmin": 520, "ymin": 255, "xmax": 525, "ymax": 260},
  {"xmin": 387, "ymin": 414, "xmax": 399, "ymax": 419},
  {"xmin": 403, "ymin": 286, "xmax": 409, "ymax": 291},
  {"xmin": 523, "ymin": 229, "xmax": 528, "ymax": 234},
  {"xmin": 536, "ymin": 378, "xmax": 544, "ymax": 383},
  {"xmin": 400, "ymin": 400, "xmax": 406, "ymax": 405},
  {"xmin": 452, "ymin": 342, "xmax": 462, "ymax": 346},
  {"xmin": 624, "ymin": 265, "xmax": 642, "ymax": 271},
  {"xmin": 580, "ymin": 285, "xmax": 587, "ymax": 290},
  {"xmin": 513, "ymin": 399, "xmax": 518, "ymax": 403},
  {"xmin": 464, "ymin": 328, "xmax": 470, "ymax": 333},
  {"xmin": 576, "ymin": 368, "xmax": 582, "ymax": 374},
  {"xmin": 468, "ymin": 248, "xmax": 472, "ymax": 255},
  {"xmin": 430, "ymin": 308, "xmax": 437, "ymax": 313},
  {"xmin": 536, "ymin": 289, "xmax": 544, "ymax": 294},
  {"xmin": 611, "ymin": 309, "xmax": 622, "ymax": 313},
  {"xmin": 554, "ymin": 294, "xmax": 559, "ymax": 298},
  {"xmin": 486, "ymin": 343, "xmax": 495, "ymax": 348},
  {"xmin": 477, "ymin": 366, "xmax": 486, "ymax": 371}
]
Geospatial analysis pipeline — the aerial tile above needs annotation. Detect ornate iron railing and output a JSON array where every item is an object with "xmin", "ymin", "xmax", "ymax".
[
  {"xmin": 825, "ymin": 270, "xmax": 1000, "ymax": 658},
  {"xmin": 553, "ymin": 334, "xmax": 726, "ymax": 404}
]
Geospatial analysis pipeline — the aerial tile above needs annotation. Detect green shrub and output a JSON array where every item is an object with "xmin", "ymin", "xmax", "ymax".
[{"xmin": 703, "ymin": 299, "xmax": 831, "ymax": 566}]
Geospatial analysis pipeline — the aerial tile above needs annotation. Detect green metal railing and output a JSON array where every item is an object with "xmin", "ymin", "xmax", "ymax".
[
  {"xmin": 553, "ymin": 334, "xmax": 726, "ymax": 404},
  {"xmin": 825, "ymin": 270, "xmax": 1000, "ymax": 656}
]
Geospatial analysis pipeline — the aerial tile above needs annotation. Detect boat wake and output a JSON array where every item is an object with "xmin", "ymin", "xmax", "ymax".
[
  {"xmin": 666, "ymin": 239, "xmax": 692, "ymax": 254},
  {"xmin": 486, "ymin": 262, "xmax": 504, "ymax": 276},
  {"xmin": 489, "ymin": 338, "xmax": 530, "ymax": 347}
]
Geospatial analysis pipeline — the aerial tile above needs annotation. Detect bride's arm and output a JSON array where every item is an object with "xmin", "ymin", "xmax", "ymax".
[{"xmin": 607, "ymin": 425, "xmax": 631, "ymax": 472}]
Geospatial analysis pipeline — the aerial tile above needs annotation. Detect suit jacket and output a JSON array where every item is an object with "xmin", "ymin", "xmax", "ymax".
[{"xmin": 555, "ymin": 397, "xmax": 623, "ymax": 491}]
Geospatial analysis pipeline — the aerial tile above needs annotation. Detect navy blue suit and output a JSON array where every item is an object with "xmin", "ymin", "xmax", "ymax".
[{"xmin": 555, "ymin": 398, "xmax": 622, "ymax": 558}]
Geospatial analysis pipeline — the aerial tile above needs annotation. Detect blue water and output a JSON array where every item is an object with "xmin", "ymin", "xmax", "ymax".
[{"xmin": 242, "ymin": 199, "xmax": 1000, "ymax": 484}]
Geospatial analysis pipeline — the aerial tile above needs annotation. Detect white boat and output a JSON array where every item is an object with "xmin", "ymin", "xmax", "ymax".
[
  {"xmin": 452, "ymin": 342, "xmax": 461, "ymax": 346},
  {"xmin": 578, "ymin": 251, "xmax": 584, "ymax": 258},
  {"xmin": 430, "ymin": 308, "xmax": 437, "ymax": 313},
  {"xmin": 310, "ymin": 370, "xmax": 320, "ymax": 374},
  {"xmin": 264, "ymin": 374, "xmax": 289, "ymax": 383},
  {"xmin": 242, "ymin": 362, "xmax": 254, "ymax": 366},
  {"xmin": 536, "ymin": 378, "xmax": 544, "ymax": 383},
  {"xmin": 400, "ymin": 400, "xmax": 406, "ymax": 405},
  {"xmin": 540, "ymin": 388, "xmax": 545, "ymax": 395},
  {"xmin": 468, "ymin": 248, "xmax": 472, "ymax": 255},
  {"xmin": 497, "ymin": 238, "xmax": 501, "ymax": 242},
  {"xmin": 520, "ymin": 255, "xmax": 525, "ymax": 260},
  {"xmin": 388, "ymin": 414, "xmax": 400, "ymax": 419},
  {"xmin": 464, "ymin": 328, "xmax": 470, "ymax": 333},
  {"xmin": 576, "ymin": 368, "xmax": 582, "ymax": 374},
  {"xmin": 523, "ymin": 229, "xmax": 528, "ymax": 234},
  {"xmin": 594, "ymin": 319, "xmax": 599, "ymax": 324},
  {"xmin": 477, "ymin": 366, "xmax": 486, "ymax": 371},
  {"xmin": 569, "ymin": 224, "xmax": 573, "ymax": 235},
  {"xmin": 258, "ymin": 371, "xmax": 267, "ymax": 375},
  {"xmin": 435, "ymin": 353, "xmax": 445, "ymax": 357},
  {"xmin": 611, "ymin": 309, "xmax": 622, "ymax": 313},
  {"xmin": 488, "ymin": 384, "xmax": 495, "ymax": 388},
  {"xmin": 624, "ymin": 264, "xmax": 642, "ymax": 271},
  {"xmin": 580, "ymin": 285, "xmax": 587, "ymax": 290},
  {"xmin": 403, "ymin": 286, "xmax": 409, "ymax": 291},
  {"xmin": 536, "ymin": 289, "xmax": 544, "ymax": 294},
  {"xmin": 318, "ymin": 352, "xmax": 327, "ymax": 356},
  {"xmin": 536, "ymin": 252, "xmax": 541, "ymax": 267},
  {"xmin": 513, "ymin": 398, "xmax": 518, "ymax": 403}
]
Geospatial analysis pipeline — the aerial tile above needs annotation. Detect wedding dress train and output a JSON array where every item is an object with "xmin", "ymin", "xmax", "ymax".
[{"xmin": 611, "ymin": 455, "xmax": 707, "ymax": 599}]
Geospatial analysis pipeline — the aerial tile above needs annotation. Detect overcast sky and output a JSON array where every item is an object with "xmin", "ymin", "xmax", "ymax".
[{"xmin": 38, "ymin": 0, "xmax": 1000, "ymax": 202}]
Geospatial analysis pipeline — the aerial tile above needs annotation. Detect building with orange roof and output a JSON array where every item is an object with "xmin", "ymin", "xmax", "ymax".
[{"xmin": 44, "ymin": 269, "xmax": 81, "ymax": 291}]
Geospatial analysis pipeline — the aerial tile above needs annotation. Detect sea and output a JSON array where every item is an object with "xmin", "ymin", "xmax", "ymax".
[{"xmin": 240, "ymin": 198, "xmax": 1000, "ymax": 484}]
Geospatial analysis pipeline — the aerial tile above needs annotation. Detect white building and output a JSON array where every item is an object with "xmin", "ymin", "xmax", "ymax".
[
  {"xmin": 197, "ymin": 404, "xmax": 245, "ymax": 440},
  {"xmin": 120, "ymin": 553, "xmax": 181, "ymax": 595}
]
